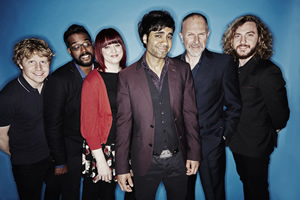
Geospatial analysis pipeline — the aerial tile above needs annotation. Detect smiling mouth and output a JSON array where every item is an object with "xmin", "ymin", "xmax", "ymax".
[
  {"xmin": 33, "ymin": 72, "xmax": 45, "ymax": 76},
  {"xmin": 80, "ymin": 53, "xmax": 91, "ymax": 61}
]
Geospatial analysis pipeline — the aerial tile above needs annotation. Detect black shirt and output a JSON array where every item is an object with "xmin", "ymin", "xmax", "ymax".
[
  {"xmin": 0, "ymin": 75, "xmax": 50, "ymax": 165},
  {"xmin": 99, "ymin": 72, "xmax": 118, "ymax": 144}
]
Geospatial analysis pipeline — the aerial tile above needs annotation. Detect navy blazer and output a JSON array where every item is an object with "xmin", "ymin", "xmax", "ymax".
[
  {"xmin": 176, "ymin": 49, "xmax": 241, "ymax": 158},
  {"xmin": 115, "ymin": 56, "xmax": 202, "ymax": 176}
]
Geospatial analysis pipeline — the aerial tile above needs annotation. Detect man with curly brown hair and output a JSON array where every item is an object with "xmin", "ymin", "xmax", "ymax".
[{"xmin": 222, "ymin": 15, "xmax": 290, "ymax": 200}]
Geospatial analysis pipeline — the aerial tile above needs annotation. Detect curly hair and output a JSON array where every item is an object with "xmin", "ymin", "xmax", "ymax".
[
  {"xmin": 13, "ymin": 38, "xmax": 54, "ymax": 66},
  {"xmin": 222, "ymin": 15, "xmax": 273, "ymax": 60}
]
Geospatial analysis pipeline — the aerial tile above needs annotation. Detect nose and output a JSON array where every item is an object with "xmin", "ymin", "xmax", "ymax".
[
  {"xmin": 111, "ymin": 46, "xmax": 117, "ymax": 53},
  {"xmin": 195, "ymin": 35, "xmax": 200, "ymax": 44},
  {"xmin": 36, "ymin": 63, "xmax": 42, "ymax": 70},
  {"xmin": 240, "ymin": 35, "xmax": 247, "ymax": 44},
  {"xmin": 80, "ymin": 44, "xmax": 87, "ymax": 52}
]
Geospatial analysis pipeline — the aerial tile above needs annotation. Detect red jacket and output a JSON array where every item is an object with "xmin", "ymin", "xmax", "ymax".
[{"xmin": 81, "ymin": 69, "xmax": 112, "ymax": 150}]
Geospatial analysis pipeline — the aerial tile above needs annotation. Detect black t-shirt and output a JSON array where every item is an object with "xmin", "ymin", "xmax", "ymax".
[{"xmin": 0, "ymin": 75, "xmax": 50, "ymax": 165}]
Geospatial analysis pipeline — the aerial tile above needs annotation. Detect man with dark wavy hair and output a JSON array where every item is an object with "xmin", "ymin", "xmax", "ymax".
[
  {"xmin": 115, "ymin": 10, "xmax": 201, "ymax": 200},
  {"xmin": 222, "ymin": 15, "xmax": 290, "ymax": 200}
]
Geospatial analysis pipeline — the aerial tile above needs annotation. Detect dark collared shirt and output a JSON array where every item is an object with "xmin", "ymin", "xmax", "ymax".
[
  {"xmin": 178, "ymin": 51, "xmax": 203, "ymax": 79},
  {"xmin": 142, "ymin": 53, "xmax": 169, "ymax": 93},
  {"xmin": 0, "ymin": 75, "xmax": 50, "ymax": 165}
]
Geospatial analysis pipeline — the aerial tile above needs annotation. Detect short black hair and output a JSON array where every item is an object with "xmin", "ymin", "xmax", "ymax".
[
  {"xmin": 63, "ymin": 24, "xmax": 92, "ymax": 48},
  {"xmin": 138, "ymin": 10, "xmax": 175, "ymax": 48},
  {"xmin": 181, "ymin": 12, "xmax": 208, "ymax": 32}
]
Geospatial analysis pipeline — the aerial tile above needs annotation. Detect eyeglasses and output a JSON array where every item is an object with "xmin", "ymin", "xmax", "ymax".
[{"xmin": 69, "ymin": 41, "xmax": 92, "ymax": 51}]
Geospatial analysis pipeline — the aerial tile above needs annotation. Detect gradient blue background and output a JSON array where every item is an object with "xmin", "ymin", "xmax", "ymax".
[{"xmin": 0, "ymin": 0, "xmax": 299, "ymax": 199}]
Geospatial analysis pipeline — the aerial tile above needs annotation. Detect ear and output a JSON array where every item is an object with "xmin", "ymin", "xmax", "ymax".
[
  {"xmin": 18, "ymin": 62, "xmax": 23, "ymax": 70},
  {"xmin": 179, "ymin": 32, "xmax": 184, "ymax": 43},
  {"xmin": 142, "ymin": 34, "xmax": 147, "ymax": 45},
  {"xmin": 67, "ymin": 48, "xmax": 72, "ymax": 55}
]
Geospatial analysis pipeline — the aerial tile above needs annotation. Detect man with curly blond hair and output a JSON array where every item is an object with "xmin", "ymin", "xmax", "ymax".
[
  {"xmin": 0, "ymin": 38, "xmax": 54, "ymax": 200},
  {"xmin": 222, "ymin": 15, "xmax": 290, "ymax": 200}
]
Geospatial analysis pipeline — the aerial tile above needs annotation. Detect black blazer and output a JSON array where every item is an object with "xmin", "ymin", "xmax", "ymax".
[
  {"xmin": 175, "ymin": 49, "xmax": 241, "ymax": 158},
  {"xmin": 44, "ymin": 61, "xmax": 89, "ymax": 165},
  {"xmin": 230, "ymin": 56, "xmax": 290, "ymax": 157}
]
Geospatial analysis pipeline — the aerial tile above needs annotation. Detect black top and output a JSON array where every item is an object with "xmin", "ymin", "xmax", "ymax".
[
  {"xmin": 0, "ymin": 75, "xmax": 50, "ymax": 165},
  {"xmin": 144, "ymin": 71, "xmax": 179, "ymax": 154},
  {"xmin": 99, "ymin": 72, "xmax": 118, "ymax": 144}
]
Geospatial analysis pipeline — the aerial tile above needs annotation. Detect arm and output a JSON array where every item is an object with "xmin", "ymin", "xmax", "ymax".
[
  {"xmin": 81, "ymin": 71, "xmax": 110, "ymax": 150},
  {"xmin": 260, "ymin": 66, "xmax": 290, "ymax": 129},
  {"xmin": 0, "ymin": 125, "xmax": 10, "ymax": 155},
  {"xmin": 81, "ymin": 71, "xmax": 112, "ymax": 182},
  {"xmin": 92, "ymin": 148, "xmax": 112, "ymax": 182},
  {"xmin": 115, "ymin": 72, "xmax": 132, "ymax": 175},
  {"xmin": 44, "ymin": 76, "xmax": 68, "ymax": 167},
  {"xmin": 183, "ymin": 64, "xmax": 202, "ymax": 162},
  {"xmin": 222, "ymin": 58, "xmax": 242, "ymax": 143}
]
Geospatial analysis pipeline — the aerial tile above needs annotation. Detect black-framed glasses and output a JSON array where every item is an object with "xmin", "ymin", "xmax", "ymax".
[{"xmin": 69, "ymin": 41, "xmax": 92, "ymax": 51}]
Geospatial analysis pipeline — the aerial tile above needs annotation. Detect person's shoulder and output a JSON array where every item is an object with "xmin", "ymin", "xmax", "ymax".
[
  {"xmin": 205, "ymin": 49, "xmax": 232, "ymax": 60},
  {"xmin": 51, "ymin": 61, "xmax": 74, "ymax": 76},
  {"xmin": 172, "ymin": 54, "xmax": 183, "ymax": 61},
  {"xmin": 0, "ymin": 78, "xmax": 18, "ymax": 94},
  {"xmin": 120, "ymin": 60, "xmax": 140, "ymax": 75},
  {"xmin": 256, "ymin": 58, "xmax": 282, "ymax": 76},
  {"xmin": 85, "ymin": 69, "xmax": 100, "ymax": 82},
  {"xmin": 169, "ymin": 57, "xmax": 190, "ymax": 70}
]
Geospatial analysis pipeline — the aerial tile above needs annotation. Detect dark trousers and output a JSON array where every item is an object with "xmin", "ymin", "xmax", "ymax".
[
  {"xmin": 82, "ymin": 177, "xmax": 136, "ymax": 200},
  {"xmin": 45, "ymin": 136, "xmax": 82, "ymax": 200},
  {"xmin": 186, "ymin": 145, "xmax": 226, "ymax": 200},
  {"xmin": 233, "ymin": 152, "xmax": 270, "ymax": 200},
  {"xmin": 82, "ymin": 177, "xmax": 117, "ymax": 200},
  {"xmin": 133, "ymin": 152, "xmax": 188, "ymax": 200},
  {"xmin": 12, "ymin": 156, "xmax": 51, "ymax": 200}
]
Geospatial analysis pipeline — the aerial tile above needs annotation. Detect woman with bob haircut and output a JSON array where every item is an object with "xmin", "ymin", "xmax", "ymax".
[{"xmin": 80, "ymin": 28, "xmax": 134, "ymax": 200}]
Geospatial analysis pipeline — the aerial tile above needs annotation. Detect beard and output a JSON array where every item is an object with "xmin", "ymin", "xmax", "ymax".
[
  {"xmin": 234, "ymin": 44, "xmax": 257, "ymax": 60},
  {"xmin": 72, "ymin": 52, "xmax": 95, "ymax": 67}
]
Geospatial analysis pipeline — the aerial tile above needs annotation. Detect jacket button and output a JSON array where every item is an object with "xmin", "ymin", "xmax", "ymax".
[
  {"xmin": 150, "ymin": 125, "xmax": 154, "ymax": 128},
  {"xmin": 149, "ymin": 144, "xmax": 152, "ymax": 147}
]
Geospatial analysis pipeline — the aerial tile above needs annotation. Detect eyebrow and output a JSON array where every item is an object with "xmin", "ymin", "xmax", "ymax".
[{"xmin": 70, "ymin": 39, "xmax": 91, "ymax": 46}]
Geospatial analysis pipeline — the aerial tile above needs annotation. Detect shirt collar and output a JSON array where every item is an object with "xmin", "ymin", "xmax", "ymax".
[
  {"xmin": 74, "ymin": 62, "xmax": 95, "ymax": 80},
  {"xmin": 142, "ymin": 52, "xmax": 170, "ymax": 71},
  {"xmin": 17, "ymin": 75, "xmax": 40, "ymax": 93}
]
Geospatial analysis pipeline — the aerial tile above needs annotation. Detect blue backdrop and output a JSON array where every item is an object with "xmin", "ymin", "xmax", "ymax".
[{"xmin": 1, "ymin": 0, "xmax": 299, "ymax": 199}]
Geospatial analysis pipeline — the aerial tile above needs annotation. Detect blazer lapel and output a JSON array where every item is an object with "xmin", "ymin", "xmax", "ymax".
[
  {"xmin": 168, "ymin": 60, "xmax": 177, "ymax": 109},
  {"xmin": 135, "ymin": 60, "xmax": 153, "ymax": 106}
]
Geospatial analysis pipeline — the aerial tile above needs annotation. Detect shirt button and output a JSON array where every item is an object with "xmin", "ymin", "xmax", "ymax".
[
  {"xmin": 149, "ymin": 144, "xmax": 152, "ymax": 147},
  {"xmin": 150, "ymin": 125, "xmax": 154, "ymax": 128}
]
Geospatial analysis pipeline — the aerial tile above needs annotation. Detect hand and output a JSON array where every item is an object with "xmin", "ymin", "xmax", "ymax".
[
  {"xmin": 92, "ymin": 148, "xmax": 112, "ymax": 182},
  {"xmin": 186, "ymin": 160, "xmax": 199, "ymax": 176},
  {"xmin": 95, "ymin": 159, "xmax": 112, "ymax": 182},
  {"xmin": 117, "ymin": 173, "xmax": 133, "ymax": 192},
  {"xmin": 276, "ymin": 129, "xmax": 280, "ymax": 133},
  {"xmin": 54, "ymin": 165, "xmax": 68, "ymax": 176}
]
